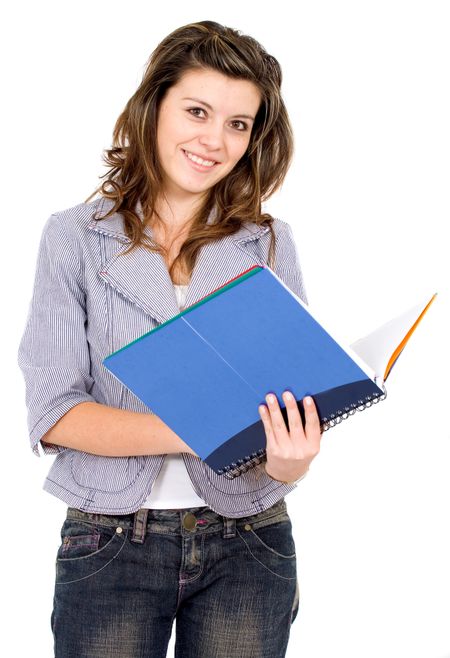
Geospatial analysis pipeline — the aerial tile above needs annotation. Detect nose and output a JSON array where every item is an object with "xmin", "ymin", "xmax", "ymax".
[{"xmin": 198, "ymin": 119, "xmax": 225, "ymax": 152}]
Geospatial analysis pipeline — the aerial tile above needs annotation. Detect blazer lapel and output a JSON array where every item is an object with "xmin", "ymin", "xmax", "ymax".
[{"xmin": 88, "ymin": 197, "xmax": 269, "ymax": 324}]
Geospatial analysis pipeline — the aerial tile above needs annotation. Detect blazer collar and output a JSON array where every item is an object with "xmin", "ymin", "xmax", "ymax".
[{"xmin": 87, "ymin": 196, "xmax": 269, "ymax": 324}]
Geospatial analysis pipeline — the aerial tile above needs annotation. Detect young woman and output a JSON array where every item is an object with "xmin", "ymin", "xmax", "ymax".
[{"xmin": 18, "ymin": 20, "xmax": 322, "ymax": 658}]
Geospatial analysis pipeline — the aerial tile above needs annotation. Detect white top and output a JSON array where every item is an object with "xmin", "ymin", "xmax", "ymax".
[{"xmin": 141, "ymin": 284, "xmax": 209, "ymax": 509}]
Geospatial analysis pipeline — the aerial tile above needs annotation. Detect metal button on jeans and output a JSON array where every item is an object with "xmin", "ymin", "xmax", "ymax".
[{"xmin": 183, "ymin": 512, "xmax": 198, "ymax": 530}]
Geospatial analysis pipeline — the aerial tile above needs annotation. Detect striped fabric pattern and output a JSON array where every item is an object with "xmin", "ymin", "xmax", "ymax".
[{"xmin": 17, "ymin": 196, "xmax": 309, "ymax": 516}]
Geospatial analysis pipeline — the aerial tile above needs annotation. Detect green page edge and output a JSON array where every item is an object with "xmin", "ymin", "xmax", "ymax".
[{"xmin": 104, "ymin": 265, "xmax": 263, "ymax": 360}]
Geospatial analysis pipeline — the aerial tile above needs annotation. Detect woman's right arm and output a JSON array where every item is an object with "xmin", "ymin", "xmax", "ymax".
[
  {"xmin": 41, "ymin": 402, "xmax": 198, "ymax": 457},
  {"xmin": 18, "ymin": 212, "xmax": 197, "ymax": 459}
]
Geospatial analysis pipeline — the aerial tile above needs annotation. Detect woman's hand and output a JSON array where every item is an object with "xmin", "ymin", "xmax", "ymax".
[{"xmin": 258, "ymin": 391, "xmax": 322, "ymax": 483}]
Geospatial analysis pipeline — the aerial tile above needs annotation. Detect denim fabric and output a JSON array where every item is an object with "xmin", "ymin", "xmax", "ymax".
[{"xmin": 51, "ymin": 497, "xmax": 300, "ymax": 657}]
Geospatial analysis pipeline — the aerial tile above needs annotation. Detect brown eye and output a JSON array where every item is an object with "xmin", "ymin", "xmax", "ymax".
[
  {"xmin": 231, "ymin": 120, "xmax": 248, "ymax": 131},
  {"xmin": 187, "ymin": 108, "xmax": 206, "ymax": 118}
]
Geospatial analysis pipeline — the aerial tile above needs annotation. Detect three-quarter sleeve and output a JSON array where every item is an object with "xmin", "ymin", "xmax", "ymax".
[
  {"xmin": 274, "ymin": 221, "xmax": 308, "ymax": 305},
  {"xmin": 17, "ymin": 213, "xmax": 97, "ymax": 456}
]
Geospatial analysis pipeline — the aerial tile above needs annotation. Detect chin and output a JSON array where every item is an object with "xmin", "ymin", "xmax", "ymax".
[{"xmin": 177, "ymin": 180, "xmax": 217, "ymax": 195}]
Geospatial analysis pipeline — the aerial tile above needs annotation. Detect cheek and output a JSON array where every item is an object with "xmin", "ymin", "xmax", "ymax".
[
  {"xmin": 230, "ymin": 136, "xmax": 251, "ymax": 163},
  {"xmin": 157, "ymin": 113, "xmax": 184, "ymax": 151}
]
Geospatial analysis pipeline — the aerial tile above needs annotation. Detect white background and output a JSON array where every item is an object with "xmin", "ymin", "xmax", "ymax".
[{"xmin": 2, "ymin": 1, "xmax": 449, "ymax": 656}]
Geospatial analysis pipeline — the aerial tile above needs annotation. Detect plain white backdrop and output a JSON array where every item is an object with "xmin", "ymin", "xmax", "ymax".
[{"xmin": 2, "ymin": 1, "xmax": 449, "ymax": 656}]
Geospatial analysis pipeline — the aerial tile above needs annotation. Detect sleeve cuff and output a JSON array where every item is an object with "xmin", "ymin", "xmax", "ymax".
[{"xmin": 30, "ymin": 395, "xmax": 96, "ymax": 457}]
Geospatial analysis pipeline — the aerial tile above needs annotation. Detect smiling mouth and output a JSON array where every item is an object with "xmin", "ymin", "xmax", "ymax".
[{"xmin": 182, "ymin": 149, "xmax": 219, "ymax": 169}]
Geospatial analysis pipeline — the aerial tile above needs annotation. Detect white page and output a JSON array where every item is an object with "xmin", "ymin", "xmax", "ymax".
[{"xmin": 349, "ymin": 296, "xmax": 435, "ymax": 379}]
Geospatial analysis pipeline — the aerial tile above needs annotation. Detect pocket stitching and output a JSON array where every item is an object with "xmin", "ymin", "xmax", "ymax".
[
  {"xmin": 70, "ymin": 452, "xmax": 146, "ymax": 494},
  {"xmin": 248, "ymin": 526, "xmax": 296, "ymax": 559},
  {"xmin": 57, "ymin": 528, "xmax": 124, "ymax": 563},
  {"xmin": 55, "ymin": 528, "xmax": 129, "ymax": 585},
  {"xmin": 235, "ymin": 527, "xmax": 297, "ymax": 581},
  {"xmin": 61, "ymin": 532, "xmax": 101, "ymax": 556}
]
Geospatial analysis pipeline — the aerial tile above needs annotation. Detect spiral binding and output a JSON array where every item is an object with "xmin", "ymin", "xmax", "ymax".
[
  {"xmin": 219, "ymin": 448, "xmax": 267, "ymax": 480},
  {"xmin": 321, "ymin": 383, "xmax": 387, "ymax": 432},
  {"xmin": 220, "ymin": 384, "xmax": 387, "ymax": 479}
]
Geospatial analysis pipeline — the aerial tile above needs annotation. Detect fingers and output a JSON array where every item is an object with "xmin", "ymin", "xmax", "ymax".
[
  {"xmin": 259, "ymin": 391, "xmax": 306, "ymax": 447},
  {"xmin": 303, "ymin": 396, "xmax": 322, "ymax": 451},
  {"xmin": 259, "ymin": 392, "xmax": 322, "ymax": 483},
  {"xmin": 259, "ymin": 392, "xmax": 322, "ymax": 444},
  {"xmin": 282, "ymin": 390, "xmax": 304, "ymax": 437},
  {"xmin": 259, "ymin": 393, "xmax": 287, "ymax": 448}
]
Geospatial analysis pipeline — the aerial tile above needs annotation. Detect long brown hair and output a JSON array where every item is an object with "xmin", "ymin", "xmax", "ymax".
[{"xmin": 85, "ymin": 20, "xmax": 295, "ymax": 280}]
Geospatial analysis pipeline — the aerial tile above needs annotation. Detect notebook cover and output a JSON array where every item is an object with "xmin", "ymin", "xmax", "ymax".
[{"xmin": 103, "ymin": 266, "xmax": 384, "ymax": 474}]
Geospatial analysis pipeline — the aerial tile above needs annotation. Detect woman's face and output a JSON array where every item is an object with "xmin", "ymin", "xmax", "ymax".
[{"xmin": 156, "ymin": 67, "xmax": 262, "ymax": 204}]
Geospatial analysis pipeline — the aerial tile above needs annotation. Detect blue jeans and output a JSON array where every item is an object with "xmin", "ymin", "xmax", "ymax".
[{"xmin": 51, "ymin": 497, "xmax": 300, "ymax": 657}]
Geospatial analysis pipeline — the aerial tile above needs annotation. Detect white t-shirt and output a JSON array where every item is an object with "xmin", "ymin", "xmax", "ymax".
[{"xmin": 141, "ymin": 284, "xmax": 209, "ymax": 509}]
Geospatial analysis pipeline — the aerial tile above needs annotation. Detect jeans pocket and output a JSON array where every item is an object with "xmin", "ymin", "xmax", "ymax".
[
  {"xmin": 58, "ymin": 525, "xmax": 101, "ymax": 559},
  {"xmin": 236, "ymin": 512, "xmax": 297, "ymax": 580},
  {"xmin": 246, "ymin": 515, "xmax": 296, "ymax": 558},
  {"xmin": 55, "ymin": 517, "xmax": 128, "ymax": 585}
]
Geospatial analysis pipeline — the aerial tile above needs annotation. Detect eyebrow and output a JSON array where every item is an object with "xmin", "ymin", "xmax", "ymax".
[{"xmin": 181, "ymin": 97, "xmax": 256, "ymax": 121}]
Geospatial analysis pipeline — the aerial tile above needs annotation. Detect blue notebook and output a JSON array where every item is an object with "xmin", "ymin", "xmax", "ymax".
[{"xmin": 103, "ymin": 265, "xmax": 410, "ymax": 478}]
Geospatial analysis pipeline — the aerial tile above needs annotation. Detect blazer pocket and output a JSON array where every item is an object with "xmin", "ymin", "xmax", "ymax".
[{"xmin": 70, "ymin": 452, "xmax": 146, "ymax": 493}]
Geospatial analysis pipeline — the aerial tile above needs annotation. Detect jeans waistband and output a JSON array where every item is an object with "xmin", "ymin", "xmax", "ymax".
[{"xmin": 66, "ymin": 498, "xmax": 288, "ymax": 544}]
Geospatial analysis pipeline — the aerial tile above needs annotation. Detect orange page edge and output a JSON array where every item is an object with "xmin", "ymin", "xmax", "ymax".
[{"xmin": 383, "ymin": 293, "xmax": 437, "ymax": 381}]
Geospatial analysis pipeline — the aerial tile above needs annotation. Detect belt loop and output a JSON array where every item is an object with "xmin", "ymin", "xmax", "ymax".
[
  {"xmin": 131, "ymin": 508, "xmax": 149, "ymax": 544},
  {"xmin": 222, "ymin": 516, "xmax": 236, "ymax": 538}
]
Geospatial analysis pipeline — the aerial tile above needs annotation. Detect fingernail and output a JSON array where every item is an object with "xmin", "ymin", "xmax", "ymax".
[{"xmin": 304, "ymin": 396, "xmax": 313, "ymax": 406}]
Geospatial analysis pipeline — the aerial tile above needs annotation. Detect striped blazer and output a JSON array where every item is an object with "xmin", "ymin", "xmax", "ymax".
[{"xmin": 17, "ymin": 196, "xmax": 309, "ymax": 517}]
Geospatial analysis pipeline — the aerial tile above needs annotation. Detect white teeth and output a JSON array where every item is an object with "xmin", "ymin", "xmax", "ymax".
[{"xmin": 184, "ymin": 150, "xmax": 216, "ymax": 167}]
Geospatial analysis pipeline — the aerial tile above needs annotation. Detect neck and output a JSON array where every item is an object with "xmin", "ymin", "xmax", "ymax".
[{"xmin": 152, "ymin": 189, "xmax": 206, "ymax": 232}]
